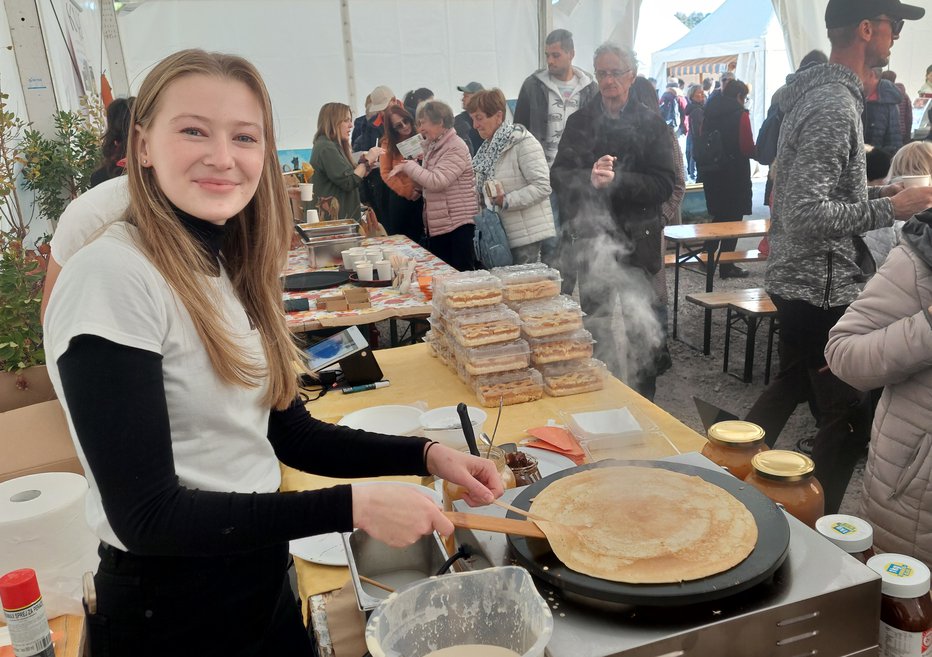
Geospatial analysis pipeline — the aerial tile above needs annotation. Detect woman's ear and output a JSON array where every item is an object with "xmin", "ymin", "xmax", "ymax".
[{"xmin": 135, "ymin": 124, "xmax": 152, "ymax": 167}]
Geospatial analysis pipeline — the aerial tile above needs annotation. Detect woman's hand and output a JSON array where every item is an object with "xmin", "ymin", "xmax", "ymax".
[
  {"xmin": 352, "ymin": 484, "xmax": 453, "ymax": 547},
  {"xmin": 365, "ymin": 146, "xmax": 384, "ymax": 167},
  {"xmin": 425, "ymin": 442, "xmax": 503, "ymax": 506},
  {"xmin": 591, "ymin": 155, "xmax": 616, "ymax": 189},
  {"xmin": 388, "ymin": 162, "xmax": 409, "ymax": 179}
]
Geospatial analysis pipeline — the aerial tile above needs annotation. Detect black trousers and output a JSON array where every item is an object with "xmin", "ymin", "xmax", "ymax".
[
  {"xmin": 386, "ymin": 193, "xmax": 424, "ymax": 245},
  {"xmin": 427, "ymin": 223, "xmax": 475, "ymax": 271},
  {"xmin": 87, "ymin": 542, "xmax": 310, "ymax": 657},
  {"xmin": 745, "ymin": 295, "xmax": 871, "ymax": 514}
]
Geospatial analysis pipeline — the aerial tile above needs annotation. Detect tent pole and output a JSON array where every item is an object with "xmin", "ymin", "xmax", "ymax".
[
  {"xmin": 340, "ymin": 0, "xmax": 357, "ymax": 112},
  {"xmin": 538, "ymin": 0, "xmax": 552, "ymax": 69},
  {"xmin": 3, "ymin": 0, "xmax": 59, "ymax": 134},
  {"xmin": 101, "ymin": 0, "xmax": 130, "ymax": 98}
]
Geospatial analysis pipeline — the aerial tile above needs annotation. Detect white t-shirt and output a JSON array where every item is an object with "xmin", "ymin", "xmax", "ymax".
[
  {"xmin": 44, "ymin": 222, "xmax": 281, "ymax": 550},
  {"xmin": 543, "ymin": 72, "xmax": 585, "ymax": 167},
  {"xmin": 50, "ymin": 176, "xmax": 130, "ymax": 266}
]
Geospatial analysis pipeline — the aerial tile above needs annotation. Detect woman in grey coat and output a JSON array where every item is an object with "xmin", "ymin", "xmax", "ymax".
[{"xmin": 826, "ymin": 208, "xmax": 932, "ymax": 564}]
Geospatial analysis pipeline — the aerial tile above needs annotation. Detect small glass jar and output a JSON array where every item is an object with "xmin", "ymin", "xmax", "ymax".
[
  {"xmin": 866, "ymin": 554, "xmax": 932, "ymax": 656},
  {"xmin": 700, "ymin": 420, "xmax": 769, "ymax": 480},
  {"xmin": 506, "ymin": 451, "xmax": 541, "ymax": 487},
  {"xmin": 815, "ymin": 514, "xmax": 876, "ymax": 564},
  {"xmin": 744, "ymin": 450, "xmax": 824, "ymax": 527},
  {"xmin": 442, "ymin": 446, "xmax": 516, "ymax": 554}
]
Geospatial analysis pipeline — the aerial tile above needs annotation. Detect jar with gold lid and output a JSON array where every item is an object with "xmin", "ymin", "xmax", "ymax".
[
  {"xmin": 442, "ymin": 445, "xmax": 516, "ymax": 554},
  {"xmin": 744, "ymin": 450, "xmax": 824, "ymax": 527},
  {"xmin": 700, "ymin": 420, "xmax": 768, "ymax": 480}
]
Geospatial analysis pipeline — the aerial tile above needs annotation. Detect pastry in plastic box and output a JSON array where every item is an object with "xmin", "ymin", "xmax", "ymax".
[
  {"xmin": 527, "ymin": 328, "xmax": 595, "ymax": 365},
  {"xmin": 491, "ymin": 264, "xmax": 561, "ymax": 302},
  {"xmin": 539, "ymin": 358, "xmax": 607, "ymax": 397},
  {"xmin": 457, "ymin": 339, "xmax": 531, "ymax": 376},
  {"xmin": 432, "ymin": 272, "xmax": 503, "ymax": 309},
  {"xmin": 516, "ymin": 295, "xmax": 584, "ymax": 337},
  {"xmin": 473, "ymin": 368, "xmax": 544, "ymax": 407},
  {"xmin": 448, "ymin": 306, "xmax": 522, "ymax": 347}
]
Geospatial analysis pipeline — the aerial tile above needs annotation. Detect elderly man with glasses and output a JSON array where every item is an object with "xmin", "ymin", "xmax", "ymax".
[{"xmin": 551, "ymin": 43, "xmax": 675, "ymax": 401}]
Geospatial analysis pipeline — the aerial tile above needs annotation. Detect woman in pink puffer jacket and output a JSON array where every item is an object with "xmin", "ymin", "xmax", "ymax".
[{"xmin": 390, "ymin": 100, "xmax": 478, "ymax": 271}]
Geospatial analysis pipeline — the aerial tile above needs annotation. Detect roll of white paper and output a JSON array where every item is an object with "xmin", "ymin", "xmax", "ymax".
[
  {"xmin": 0, "ymin": 473, "xmax": 100, "ymax": 617},
  {"xmin": 299, "ymin": 183, "xmax": 314, "ymax": 201}
]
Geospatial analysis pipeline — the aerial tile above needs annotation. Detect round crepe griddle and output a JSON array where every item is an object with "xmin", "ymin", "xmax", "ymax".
[
  {"xmin": 281, "ymin": 271, "xmax": 350, "ymax": 292},
  {"xmin": 506, "ymin": 459, "xmax": 789, "ymax": 607}
]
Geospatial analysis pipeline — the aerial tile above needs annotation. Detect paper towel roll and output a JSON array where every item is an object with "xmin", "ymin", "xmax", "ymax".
[{"xmin": 0, "ymin": 472, "xmax": 100, "ymax": 617}]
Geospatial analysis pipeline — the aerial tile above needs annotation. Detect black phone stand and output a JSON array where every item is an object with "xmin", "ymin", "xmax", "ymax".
[{"xmin": 338, "ymin": 348, "xmax": 384, "ymax": 386}]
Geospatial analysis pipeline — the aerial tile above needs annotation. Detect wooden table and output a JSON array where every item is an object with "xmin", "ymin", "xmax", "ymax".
[
  {"xmin": 0, "ymin": 615, "xmax": 84, "ymax": 656},
  {"xmin": 283, "ymin": 235, "xmax": 456, "ymax": 337},
  {"xmin": 280, "ymin": 343, "xmax": 708, "ymax": 609},
  {"xmin": 664, "ymin": 219, "xmax": 770, "ymax": 351}
]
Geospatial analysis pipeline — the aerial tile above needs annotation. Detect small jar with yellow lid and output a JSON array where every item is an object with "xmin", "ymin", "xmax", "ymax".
[
  {"xmin": 744, "ymin": 450, "xmax": 825, "ymax": 527},
  {"xmin": 700, "ymin": 420, "xmax": 769, "ymax": 480}
]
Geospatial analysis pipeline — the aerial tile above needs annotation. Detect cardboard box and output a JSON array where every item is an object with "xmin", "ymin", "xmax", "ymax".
[
  {"xmin": 343, "ymin": 288, "xmax": 370, "ymax": 303},
  {"xmin": 347, "ymin": 302, "xmax": 372, "ymax": 310},
  {"xmin": 0, "ymin": 400, "xmax": 83, "ymax": 483}
]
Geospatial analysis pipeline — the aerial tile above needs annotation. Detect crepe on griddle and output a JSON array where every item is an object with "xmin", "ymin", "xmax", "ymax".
[{"xmin": 529, "ymin": 466, "xmax": 758, "ymax": 584}]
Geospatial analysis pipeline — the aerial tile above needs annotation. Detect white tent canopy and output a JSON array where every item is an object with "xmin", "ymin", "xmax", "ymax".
[{"xmin": 652, "ymin": 0, "xmax": 791, "ymax": 132}]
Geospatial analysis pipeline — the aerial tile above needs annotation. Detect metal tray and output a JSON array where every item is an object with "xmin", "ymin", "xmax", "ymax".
[
  {"xmin": 296, "ymin": 219, "xmax": 360, "ymax": 239},
  {"xmin": 304, "ymin": 235, "xmax": 364, "ymax": 268},
  {"xmin": 506, "ymin": 459, "xmax": 790, "ymax": 606}
]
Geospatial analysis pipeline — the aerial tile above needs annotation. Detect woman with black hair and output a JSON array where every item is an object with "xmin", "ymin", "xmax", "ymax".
[{"xmin": 89, "ymin": 97, "xmax": 135, "ymax": 188}]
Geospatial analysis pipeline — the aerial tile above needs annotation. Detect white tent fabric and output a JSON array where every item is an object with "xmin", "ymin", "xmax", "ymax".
[
  {"xmin": 552, "ymin": 0, "xmax": 643, "ymax": 70},
  {"xmin": 772, "ymin": 0, "xmax": 932, "ymax": 98},
  {"xmin": 652, "ymin": 0, "xmax": 791, "ymax": 132}
]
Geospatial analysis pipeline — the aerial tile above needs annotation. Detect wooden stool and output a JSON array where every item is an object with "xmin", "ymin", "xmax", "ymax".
[
  {"xmin": 724, "ymin": 296, "xmax": 778, "ymax": 383},
  {"xmin": 685, "ymin": 287, "xmax": 769, "ymax": 355}
]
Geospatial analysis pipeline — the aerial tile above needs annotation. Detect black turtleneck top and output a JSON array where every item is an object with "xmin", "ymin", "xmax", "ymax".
[{"xmin": 55, "ymin": 210, "xmax": 430, "ymax": 557}]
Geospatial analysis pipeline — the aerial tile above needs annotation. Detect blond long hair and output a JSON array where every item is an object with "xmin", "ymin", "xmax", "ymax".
[
  {"xmin": 889, "ymin": 142, "xmax": 932, "ymax": 179},
  {"xmin": 314, "ymin": 102, "xmax": 354, "ymax": 164},
  {"xmin": 126, "ymin": 49, "xmax": 303, "ymax": 409}
]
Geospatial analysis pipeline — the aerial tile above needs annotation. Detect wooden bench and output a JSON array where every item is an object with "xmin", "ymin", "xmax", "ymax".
[
  {"xmin": 684, "ymin": 288, "xmax": 769, "ymax": 354},
  {"xmin": 724, "ymin": 296, "xmax": 779, "ymax": 384},
  {"xmin": 664, "ymin": 249, "xmax": 767, "ymax": 268}
]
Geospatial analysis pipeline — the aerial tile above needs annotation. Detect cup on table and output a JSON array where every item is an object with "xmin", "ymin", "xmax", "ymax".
[
  {"xmin": 306, "ymin": 209, "xmax": 320, "ymax": 223},
  {"xmin": 375, "ymin": 260, "xmax": 393, "ymax": 281},
  {"xmin": 341, "ymin": 250, "xmax": 355, "ymax": 270},
  {"xmin": 299, "ymin": 183, "xmax": 314, "ymax": 201},
  {"xmin": 349, "ymin": 247, "xmax": 367, "ymax": 256},
  {"xmin": 356, "ymin": 262, "xmax": 374, "ymax": 281},
  {"xmin": 892, "ymin": 174, "xmax": 932, "ymax": 188},
  {"xmin": 365, "ymin": 248, "xmax": 383, "ymax": 263}
]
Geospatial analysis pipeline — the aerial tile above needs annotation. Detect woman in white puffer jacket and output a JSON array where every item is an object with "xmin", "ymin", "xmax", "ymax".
[{"xmin": 467, "ymin": 88, "xmax": 556, "ymax": 264}]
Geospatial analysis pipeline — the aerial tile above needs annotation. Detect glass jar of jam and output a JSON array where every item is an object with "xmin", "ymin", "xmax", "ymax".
[
  {"xmin": 815, "ymin": 514, "xmax": 876, "ymax": 564},
  {"xmin": 701, "ymin": 420, "xmax": 769, "ymax": 480},
  {"xmin": 505, "ymin": 451, "xmax": 541, "ymax": 487},
  {"xmin": 744, "ymin": 450, "xmax": 824, "ymax": 527},
  {"xmin": 442, "ymin": 446, "xmax": 516, "ymax": 554},
  {"xmin": 866, "ymin": 554, "xmax": 932, "ymax": 656}
]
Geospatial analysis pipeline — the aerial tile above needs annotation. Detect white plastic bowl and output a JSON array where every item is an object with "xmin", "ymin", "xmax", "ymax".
[
  {"xmin": 419, "ymin": 406, "xmax": 488, "ymax": 448},
  {"xmin": 338, "ymin": 405, "xmax": 424, "ymax": 436}
]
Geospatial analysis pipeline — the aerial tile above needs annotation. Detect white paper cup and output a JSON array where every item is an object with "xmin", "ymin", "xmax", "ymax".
[
  {"xmin": 306, "ymin": 209, "xmax": 320, "ymax": 223},
  {"xmin": 356, "ymin": 262, "xmax": 374, "ymax": 281},
  {"xmin": 299, "ymin": 183, "xmax": 314, "ymax": 201},
  {"xmin": 375, "ymin": 260, "xmax": 393, "ymax": 281},
  {"xmin": 366, "ymin": 249, "xmax": 383, "ymax": 263},
  {"xmin": 341, "ymin": 250, "xmax": 355, "ymax": 270},
  {"xmin": 349, "ymin": 247, "xmax": 367, "ymax": 255},
  {"xmin": 893, "ymin": 175, "xmax": 932, "ymax": 188}
]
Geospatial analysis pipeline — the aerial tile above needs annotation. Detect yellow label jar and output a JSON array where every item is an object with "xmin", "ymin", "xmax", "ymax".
[
  {"xmin": 700, "ymin": 420, "xmax": 768, "ymax": 480},
  {"xmin": 744, "ymin": 450, "xmax": 824, "ymax": 527}
]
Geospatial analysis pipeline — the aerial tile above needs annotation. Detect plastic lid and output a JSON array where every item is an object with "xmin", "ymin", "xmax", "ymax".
[
  {"xmin": 815, "ymin": 514, "xmax": 874, "ymax": 553},
  {"xmin": 0, "ymin": 568, "xmax": 40, "ymax": 611},
  {"xmin": 867, "ymin": 554, "xmax": 931, "ymax": 598},
  {"xmin": 750, "ymin": 450, "xmax": 815, "ymax": 482},
  {"xmin": 708, "ymin": 420, "xmax": 766, "ymax": 445}
]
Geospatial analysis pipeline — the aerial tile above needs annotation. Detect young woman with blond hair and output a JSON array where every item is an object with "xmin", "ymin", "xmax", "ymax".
[
  {"xmin": 43, "ymin": 49, "xmax": 501, "ymax": 656},
  {"xmin": 310, "ymin": 101, "xmax": 382, "ymax": 220}
]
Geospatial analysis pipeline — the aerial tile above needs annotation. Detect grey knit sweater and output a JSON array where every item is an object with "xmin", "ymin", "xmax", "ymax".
[{"xmin": 766, "ymin": 63, "xmax": 896, "ymax": 308}]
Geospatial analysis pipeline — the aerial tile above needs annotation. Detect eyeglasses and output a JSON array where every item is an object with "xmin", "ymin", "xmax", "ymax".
[
  {"xmin": 594, "ymin": 68, "xmax": 631, "ymax": 81},
  {"xmin": 391, "ymin": 118, "xmax": 411, "ymax": 130},
  {"xmin": 871, "ymin": 17, "xmax": 904, "ymax": 36}
]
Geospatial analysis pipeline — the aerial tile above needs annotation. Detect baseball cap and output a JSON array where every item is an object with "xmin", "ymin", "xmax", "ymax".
[
  {"xmin": 368, "ymin": 86, "xmax": 395, "ymax": 112},
  {"xmin": 825, "ymin": 0, "xmax": 924, "ymax": 29},
  {"xmin": 666, "ymin": 77, "xmax": 678, "ymax": 88},
  {"xmin": 457, "ymin": 81, "xmax": 485, "ymax": 93}
]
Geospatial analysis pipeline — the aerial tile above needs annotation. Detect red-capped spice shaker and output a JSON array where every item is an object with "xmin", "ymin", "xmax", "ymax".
[
  {"xmin": 866, "ymin": 554, "xmax": 932, "ymax": 657},
  {"xmin": 0, "ymin": 569, "xmax": 55, "ymax": 657}
]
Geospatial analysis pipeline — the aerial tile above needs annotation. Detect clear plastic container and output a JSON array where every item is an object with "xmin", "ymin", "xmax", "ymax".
[
  {"xmin": 539, "ymin": 358, "xmax": 607, "ymax": 396},
  {"xmin": 515, "ymin": 296, "xmax": 584, "ymax": 338},
  {"xmin": 491, "ymin": 265, "xmax": 562, "ymax": 303},
  {"xmin": 448, "ymin": 306, "xmax": 522, "ymax": 348},
  {"xmin": 527, "ymin": 329, "xmax": 595, "ymax": 365},
  {"xmin": 433, "ymin": 272, "xmax": 503, "ymax": 310},
  {"xmin": 473, "ymin": 368, "xmax": 544, "ymax": 407},
  {"xmin": 457, "ymin": 340, "xmax": 531, "ymax": 376},
  {"xmin": 365, "ymin": 566, "xmax": 553, "ymax": 657}
]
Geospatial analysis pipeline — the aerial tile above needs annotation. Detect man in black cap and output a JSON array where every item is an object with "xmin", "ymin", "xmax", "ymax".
[
  {"xmin": 454, "ymin": 81, "xmax": 485, "ymax": 155},
  {"xmin": 746, "ymin": 0, "xmax": 932, "ymax": 515}
]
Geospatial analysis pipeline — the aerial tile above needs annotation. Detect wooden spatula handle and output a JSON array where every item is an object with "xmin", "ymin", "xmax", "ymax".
[{"xmin": 444, "ymin": 511, "xmax": 547, "ymax": 539}]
